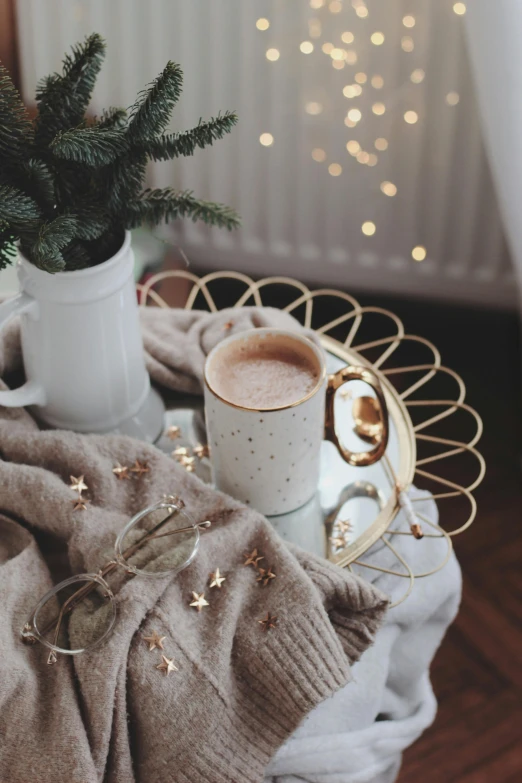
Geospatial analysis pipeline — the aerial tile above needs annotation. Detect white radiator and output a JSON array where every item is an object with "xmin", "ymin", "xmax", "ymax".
[{"xmin": 15, "ymin": 0, "xmax": 516, "ymax": 307}]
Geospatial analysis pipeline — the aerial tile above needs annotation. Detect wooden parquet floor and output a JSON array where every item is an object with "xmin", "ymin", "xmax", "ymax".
[{"xmin": 357, "ymin": 294, "xmax": 522, "ymax": 783}]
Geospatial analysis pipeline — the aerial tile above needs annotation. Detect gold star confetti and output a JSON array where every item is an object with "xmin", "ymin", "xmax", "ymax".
[
  {"xmin": 180, "ymin": 456, "xmax": 196, "ymax": 472},
  {"xmin": 338, "ymin": 519, "xmax": 353, "ymax": 535},
  {"xmin": 156, "ymin": 655, "xmax": 178, "ymax": 675},
  {"xmin": 244, "ymin": 548, "xmax": 264, "ymax": 568},
  {"xmin": 223, "ymin": 321, "xmax": 234, "ymax": 330},
  {"xmin": 69, "ymin": 475, "xmax": 88, "ymax": 494},
  {"xmin": 256, "ymin": 567, "xmax": 276, "ymax": 587},
  {"xmin": 166, "ymin": 425, "xmax": 181, "ymax": 440},
  {"xmin": 194, "ymin": 444, "xmax": 210, "ymax": 459},
  {"xmin": 329, "ymin": 536, "xmax": 346, "ymax": 549},
  {"xmin": 72, "ymin": 497, "xmax": 89, "ymax": 511},
  {"xmin": 189, "ymin": 592, "xmax": 209, "ymax": 612},
  {"xmin": 209, "ymin": 568, "xmax": 226, "ymax": 588},
  {"xmin": 340, "ymin": 388, "xmax": 353, "ymax": 400},
  {"xmin": 112, "ymin": 463, "xmax": 130, "ymax": 480},
  {"xmin": 258, "ymin": 612, "xmax": 278, "ymax": 632},
  {"xmin": 143, "ymin": 631, "xmax": 166, "ymax": 651},
  {"xmin": 172, "ymin": 447, "xmax": 189, "ymax": 460},
  {"xmin": 130, "ymin": 459, "xmax": 150, "ymax": 476}
]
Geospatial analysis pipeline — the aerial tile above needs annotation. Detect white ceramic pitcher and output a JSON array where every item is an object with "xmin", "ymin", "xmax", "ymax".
[{"xmin": 0, "ymin": 231, "xmax": 164, "ymax": 440}]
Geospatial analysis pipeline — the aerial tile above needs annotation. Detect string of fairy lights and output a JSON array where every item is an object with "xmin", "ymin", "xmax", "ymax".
[{"xmin": 256, "ymin": 0, "xmax": 467, "ymax": 264}]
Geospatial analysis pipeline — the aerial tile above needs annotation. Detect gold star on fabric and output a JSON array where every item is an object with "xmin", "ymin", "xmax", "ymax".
[
  {"xmin": 69, "ymin": 475, "xmax": 88, "ymax": 494},
  {"xmin": 166, "ymin": 426, "xmax": 182, "ymax": 440},
  {"xmin": 244, "ymin": 549, "xmax": 264, "ymax": 568},
  {"xmin": 209, "ymin": 568, "xmax": 226, "ymax": 589},
  {"xmin": 256, "ymin": 567, "xmax": 276, "ymax": 587},
  {"xmin": 143, "ymin": 631, "xmax": 166, "ymax": 651},
  {"xmin": 156, "ymin": 655, "xmax": 178, "ymax": 675},
  {"xmin": 180, "ymin": 456, "xmax": 196, "ymax": 472},
  {"xmin": 130, "ymin": 459, "xmax": 150, "ymax": 476},
  {"xmin": 258, "ymin": 612, "xmax": 278, "ymax": 632},
  {"xmin": 112, "ymin": 463, "xmax": 130, "ymax": 480},
  {"xmin": 72, "ymin": 497, "xmax": 88, "ymax": 511},
  {"xmin": 172, "ymin": 447, "xmax": 189, "ymax": 460},
  {"xmin": 194, "ymin": 444, "xmax": 210, "ymax": 459},
  {"xmin": 338, "ymin": 519, "xmax": 352, "ymax": 535},
  {"xmin": 189, "ymin": 592, "xmax": 209, "ymax": 612}
]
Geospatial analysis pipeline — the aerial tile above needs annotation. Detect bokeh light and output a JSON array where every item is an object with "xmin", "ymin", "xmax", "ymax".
[
  {"xmin": 256, "ymin": 18, "xmax": 270, "ymax": 31},
  {"xmin": 300, "ymin": 41, "xmax": 314, "ymax": 54},
  {"xmin": 259, "ymin": 133, "xmax": 274, "ymax": 146},
  {"xmin": 412, "ymin": 245, "xmax": 427, "ymax": 261},
  {"xmin": 312, "ymin": 148, "xmax": 326, "ymax": 162},
  {"xmin": 328, "ymin": 163, "xmax": 343, "ymax": 176},
  {"xmin": 446, "ymin": 91, "xmax": 460, "ymax": 106},
  {"xmin": 404, "ymin": 110, "xmax": 418, "ymax": 124},
  {"xmin": 305, "ymin": 102, "xmax": 323, "ymax": 115},
  {"xmin": 362, "ymin": 221, "xmax": 376, "ymax": 236},
  {"xmin": 380, "ymin": 181, "xmax": 397, "ymax": 196},
  {"xmin": 371, "ymin": 32, "xmax": 385, "ymax": 46},
  {"xmin": 375, "ymin": 137, "xmax": 388, "ymax": 151},
  {"xmin": 266, "ymin": 48, "xmax": 280, "ymax": 61},
  {"xmin": 372, "ymin": 102, "xmax": 386, "ymax": 115}
]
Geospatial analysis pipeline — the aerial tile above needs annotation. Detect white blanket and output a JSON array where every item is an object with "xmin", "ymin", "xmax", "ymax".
[{"xmin": 266, "ymin": 491, "xmax": 461, "ymax": 783}]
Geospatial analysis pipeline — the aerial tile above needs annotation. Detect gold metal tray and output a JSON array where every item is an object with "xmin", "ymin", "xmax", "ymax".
[{"xmin": 140, "ymin": 271, "xmax": 485, "ymax": 602}]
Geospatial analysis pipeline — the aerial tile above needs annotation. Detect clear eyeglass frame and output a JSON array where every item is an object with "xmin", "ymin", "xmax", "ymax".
[{"xmin": 20, "ymin": 496, "xmax": 211, "ymax": 665}]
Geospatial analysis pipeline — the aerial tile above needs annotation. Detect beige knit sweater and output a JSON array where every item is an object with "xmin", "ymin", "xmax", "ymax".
[{"xmin": 0, "ymin": 305, "xmax": 388, "ymax": 783}]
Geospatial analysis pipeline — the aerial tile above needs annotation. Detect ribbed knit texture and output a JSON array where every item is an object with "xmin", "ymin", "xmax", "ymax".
[{"xmin": 0, "ymin": 305, "xmax": 388, "ymax": 783}]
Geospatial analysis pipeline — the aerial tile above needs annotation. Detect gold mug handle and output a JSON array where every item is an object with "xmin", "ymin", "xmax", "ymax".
[{"xmin": 324, "ymin": 365, "xmax": 389, "ymax": 467}]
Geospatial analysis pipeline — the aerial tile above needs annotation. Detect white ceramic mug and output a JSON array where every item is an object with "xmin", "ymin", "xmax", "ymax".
[
  {"xmin": 0, "ymin": 232, "xmax": 164, "ymax": 439},
  {"xmin": 203, "ymin": 328, "xmax": 388, "ymax": 515}
]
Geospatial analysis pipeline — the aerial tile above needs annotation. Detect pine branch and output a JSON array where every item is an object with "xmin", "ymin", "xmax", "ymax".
[
  {"xmin": 0, "ymin": 62, "xmax": 34, "ymax": 164},
  {"xmin": 62, "ymin": 241, "xmax": 93, "ymax": 270},
  {"xmin": 145, "ymin": 111, "xmax": 238, "ymax": 161},
  {"xmin": 96, "ymin": 107, "xmax": 128, "ymax": 130},
  {"xmin": 127, "ymin": 188, "xmax": 241, "ymax": 231},
  {"xmin": 106, "ymin": 152, "xmax": 147, "ymax": 212},
  {"xmin": 70, "ymin": 204, "xmax": 110, "ymax": 240},
  {"xmin": 35, "ymin": 33, "xmax": 106, "ymax": 146},
  {"xmin": 128, "ymin": 61, "xmax": 183, "ymax": 141},
  {"xmin": 0, "ymin": 220, "xmax": 17, "ymax": 271},
  {"xmin": 0, "ymin": 184, "xmax": 42, "ymax": 233},
  {"xmin": 51, "ymin": 126, "xmax": 128, "ymax": 166},
  {"xmin": 30, "ymin": 214, "xmax": 79, "ymax": 272},
  {"xmin": 22, "ymin": 159, "xmax": 56, "ymax": 211}
]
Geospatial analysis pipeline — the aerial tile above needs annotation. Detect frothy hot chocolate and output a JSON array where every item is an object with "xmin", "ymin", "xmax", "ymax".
[{"xmin": 207, "ymin": 332, "xmax": 321, "ymax": 409}]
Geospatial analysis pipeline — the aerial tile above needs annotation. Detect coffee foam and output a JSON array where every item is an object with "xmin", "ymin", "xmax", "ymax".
[{"xmin": 207, "ymin": 333, "xmax": 321, "ymax": 409}]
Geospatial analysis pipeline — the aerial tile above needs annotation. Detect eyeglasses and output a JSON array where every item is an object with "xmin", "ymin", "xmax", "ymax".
[{"xmin": 21, "ymin": 496, "xmax": 211, "ymax": 665}]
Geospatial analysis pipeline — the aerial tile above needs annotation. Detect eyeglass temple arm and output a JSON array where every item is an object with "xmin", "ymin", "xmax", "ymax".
[{"xmin": 37, "ymin": 515, "xmax": 212, "ymax": 652}]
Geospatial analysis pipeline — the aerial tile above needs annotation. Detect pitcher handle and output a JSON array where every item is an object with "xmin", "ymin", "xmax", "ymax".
[{"xmin": 0, "ymin": 293, "xmax": 46, "ymax": 407}]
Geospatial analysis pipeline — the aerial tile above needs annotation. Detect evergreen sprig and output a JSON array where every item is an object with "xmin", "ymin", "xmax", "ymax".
[{"xmin": 0, "ymin": 33, "xmax": 239, "ymax": 273}]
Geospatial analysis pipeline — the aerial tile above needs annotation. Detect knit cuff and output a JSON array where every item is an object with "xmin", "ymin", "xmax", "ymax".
[
  {"xmin": 296, "ymin": 551, "xmax": 389, "ymax": 665},
  {"xmin": 178, "ymin": 602, "xmax": 351, "ymax": 783}
]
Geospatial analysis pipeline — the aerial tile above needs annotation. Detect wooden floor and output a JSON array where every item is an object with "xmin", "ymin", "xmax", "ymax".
[{"xmin": 356, "ymin": 294, "xmax": 522, "ymax": 783}]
